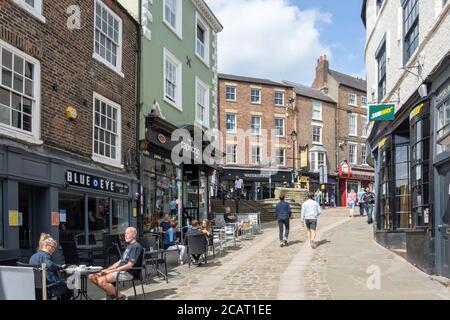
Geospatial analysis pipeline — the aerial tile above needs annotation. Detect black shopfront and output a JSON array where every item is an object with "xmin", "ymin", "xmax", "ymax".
[
  {"xmin": 142, "ymin": 115, "xmax": 217, "ymax": 232},
  {"xmin": 368, "ymin": 55, "xmax": 450, "ymax": 276},
  {"xmin": 0, "ymin": 143, "xmax": 138, "ymax": 263}
]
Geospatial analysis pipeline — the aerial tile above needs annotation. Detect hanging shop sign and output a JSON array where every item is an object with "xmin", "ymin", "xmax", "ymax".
[
  {"xmin": 338, "ymin": 161, "xmax": 351, "ymax": 178},
  {"xmin": 410, "ymin": 102, "xmax": 427, "ymax": 120},
  {"xmin": 369, "ymin": 104, "xmax": 395, "ymax": 121},
  {"xmin": 66, "ymin": 170, "xmax": 129, "ymax": 195}
]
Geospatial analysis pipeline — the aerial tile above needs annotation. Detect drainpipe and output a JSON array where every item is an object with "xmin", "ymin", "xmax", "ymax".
[{"xmin": 136, "ymin": 0, "xmax": 143, "ymax": 234}]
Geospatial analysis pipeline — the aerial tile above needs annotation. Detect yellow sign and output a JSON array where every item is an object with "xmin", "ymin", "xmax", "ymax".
[
  {"xmin": 379, "ymin": 138, "xmax": 387, "ymax": 149},
  {"xmin": 410, "ymin": 103, "xmax": 425, "ymax": 120},
  {"xmin": 66, "ymin": 106, "xmax": 78, "ymax": 120},
  {"xmin": 133, "ymin": 207, "xmax": 138, "ymax": 218},
  {"xmin": 321, "ymin": 184, "xmax": 326, "ymax": 190},
  {"xmin": 9, "ymin": 210, "xmax": 19, "ymax": 227}
]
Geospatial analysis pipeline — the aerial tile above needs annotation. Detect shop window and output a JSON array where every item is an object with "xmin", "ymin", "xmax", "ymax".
[
  {"xmin": 88, "ymin": 196, "xmax": 110, "ymax": 241},
  {"xmin": 411, "ymin": 115, "xmax": 430, "ymax": 227},
  {"xmin": 379, "ymin": 140, "xmax": 393, "ymax": 230},
  {"xmin": 0, "ymin": 181, "xmax": 3, "ymax": 248},
  {"xmin": 403, "ymin": 0, "xmax": 419, "ymax": 65},
  {"xmin": 436, "ymin": 82, "xmax": 450, "ymax": 154},
  {"xmin": 394, "ymin": 134, "xmax": 411, "ymax": 229},
  {"xmin": 112, "ymin": 199, "xmax": 129, "ymax": 235},
  {"xmin": 58, "ymin": 192, "xmax": 85, "ymax": 242}
]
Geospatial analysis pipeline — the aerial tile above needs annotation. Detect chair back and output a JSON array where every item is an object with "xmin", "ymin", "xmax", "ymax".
[
  {"xmin": 213, "ymin": 214, "xmax": 226, "ymax": 228},
  {"xmin": 77, "ymin": 234, "xmax": 96, "ymax": 245},
  {"xmin": 138, "ymin": 236, "xmax": 158, "ymax": 252},
  {"xmin": 128, "ymin": 247, "xmax": 145, "ymax": 280},
  {"xmin": 186, "ymin": 234, "xmax": 207, "ymax": 255},
  {"xmin": 60, "ymin": 241, "xmax": 80, "ymax": 265}
]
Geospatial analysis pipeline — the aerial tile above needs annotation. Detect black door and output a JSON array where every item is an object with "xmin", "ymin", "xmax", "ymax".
[
  {"xmin": 439, "ymin": 170, "xmax": 450, "ymax": 277},
  {"xmin": 19, "ymin": 186, "xmax": 33, "ymax": 252}
]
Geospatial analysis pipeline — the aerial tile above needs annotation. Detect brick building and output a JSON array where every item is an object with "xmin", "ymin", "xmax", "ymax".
[
  {"xmin": 283, "ymin": 81, "xmax": 338, "ymax": 204},
  {"xmin": 312, "ymin": 55, "xmax": 374, "ymax": 206},
  {"xmin": 218, "ymin": 74, "xmax": 296, "ymax": 200},
  {"xmin": 0, "ymin": 0, "xmax": 138, "ymax": 260}
]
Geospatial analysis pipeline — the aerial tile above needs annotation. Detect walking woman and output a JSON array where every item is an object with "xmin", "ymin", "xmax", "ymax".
[{"xmin": 347, "ymin": 189, "xmax": 358, "ymax": 218}]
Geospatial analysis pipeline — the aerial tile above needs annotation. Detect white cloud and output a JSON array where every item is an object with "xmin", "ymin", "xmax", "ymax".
[{"xmin": 206, "ymin": 0, "xmax": 332, "ymax": 85}]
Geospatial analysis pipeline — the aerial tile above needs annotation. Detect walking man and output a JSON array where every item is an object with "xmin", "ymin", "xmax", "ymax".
[
  {"xmin": 301, "ymin": 193, "xmax": 321, "ymax": 249},
  {"xmin": 276, "ymin": 195, "xmax": 292, "ymax": 247},
  {"xmin": 358, "ymin": 188, "xmax": 365, "ymax": 216},
  {"xmin": 364, "ymin": 187, "xmax": 376, "ymax": 224},
  {"xmin": 234, "ymin": 176, "xmax": 244, "ymax": 200}
]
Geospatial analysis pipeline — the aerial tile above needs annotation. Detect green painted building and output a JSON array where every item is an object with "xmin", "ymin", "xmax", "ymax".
[{"xmin": 119, "ymin": 0, "xmax": 223, "ymax": 230}]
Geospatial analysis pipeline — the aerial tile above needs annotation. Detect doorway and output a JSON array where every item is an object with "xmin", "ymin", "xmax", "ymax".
[{"xmin": 19, "ymin": 186, "xmax": 34, "ymax": 253}]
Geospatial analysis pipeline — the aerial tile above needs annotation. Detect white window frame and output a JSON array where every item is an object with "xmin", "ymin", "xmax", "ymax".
[
  {"xmin": 0, "ymin": 40, "xmax": 42, "ymax": 145},
  {"xmin": 349, "ymin": 113, "xmax": 358, "ymax": 136},
  {"xmin": 251, "ymin": 145, "xmax": 261, "ymax": 165},
  {"xmin": 13, "ymin": 0, "xmax": 46, "ymax": 23},
  {"xmin": 348, "ymin": 93, "xmax": 357, "ymax": 106},
  {"xmin": 312, "ymin": 100, "xmax": 323, "ymax": 120},
  {"xmin": 163, "ymin": 48, "xmax": 183, "ymax": 111},
  {"xmin": 361, "ymin": 144, "xmax": 368, "ymax": 165},
  {"xmin": 225, "ymin": 86, "xmax": 236, "ymax": 102},
  {"xmin": 163, "ymin": 0, "xmax": 183, "ymax": 40},
  {"xmin": 310, "ymin": 152, "xmax": 326, "ymax": 173},
  {"xmin": 276, "ymin": 148, "xmax": 285, "ymax": 166},
  {"xmin": 275, "ymin": 118, "xmax": 285, "ymax": 137},
  {"xmin": 349, "ymin": 143, "xmax": 358, "ymax": 165},
  {"xmin": 195, "ymin": 12, "xmax": 210, "ymax": 67},
  {"xmin": 274, "ymin": 91, "xmax": 285, "ymax": 106},
  {"xmin": 312, "ymin": 124, "xmax": 323, "ymax": 145},
  {"xmin": 251, "ymin": 116, "xmax": 262, "ymax": 135},
  {"xmin": 195, "ymin": 77, "xmax": 210, "ymax": 128},
  {"xmin": 226, "ymin": 144, "xmax": 237, "ymax": 164},
  {"xmin": 251, "ymin": 89, "xmax": 261, "ymax": 104},
  {"xmin": 93, "ymin": 0, "xmax": 124, "ymax": 77},
  {"xmin": 92, "ymin": 92, "xmax": 123, "ymax": 168},
  {"xmin": 361, "ymin": 115, "xmax": 368, "ymax": 138},
  {"xmin": 226, "ymin": 113, "xmax": 237, "ymax": 134},
  {"xmin": 362, "ymin": 96, "xmax": 368, "ymax": 108}
]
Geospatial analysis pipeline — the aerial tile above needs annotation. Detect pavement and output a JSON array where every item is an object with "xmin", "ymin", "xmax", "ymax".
[{"xmin": 85, "ymin": 208, "xmax": 450, "ymax": 300}]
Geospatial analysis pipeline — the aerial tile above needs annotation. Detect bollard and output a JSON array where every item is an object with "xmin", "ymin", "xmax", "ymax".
[{"xmin": 41, "ymin": 263, "xmax": 47, "ymax": 301}]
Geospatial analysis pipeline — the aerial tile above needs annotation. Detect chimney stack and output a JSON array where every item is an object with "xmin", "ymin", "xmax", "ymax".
[{"xmin": 312, "ymin": 55, "xmax": 329, "ymax": 92}]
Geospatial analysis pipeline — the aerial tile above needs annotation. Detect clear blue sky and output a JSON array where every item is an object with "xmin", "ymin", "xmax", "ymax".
[{"xmin": 291, "ymin": 0, "xmax": 366, "ymax": 77}]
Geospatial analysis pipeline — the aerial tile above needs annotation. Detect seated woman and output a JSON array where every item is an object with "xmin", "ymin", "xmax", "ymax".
[
  {"xmin": 29, "ymin": 235, "xmax": 73, "ymax": 300},
  {"xmin": 201, "ymin": 219, "xmax": 213, "ymax": 246},
  {"xmin": 162, "ymin": 219, "xmax": 186, "ymax": 265}
]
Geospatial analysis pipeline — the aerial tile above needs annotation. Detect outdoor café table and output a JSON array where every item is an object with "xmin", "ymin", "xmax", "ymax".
[
  {"xmin": 65, "ymin": 266, "xmax": 103, "ymax": 300},
  {"xmin": 77, "ymin": 245, "xmax": 103, "ymax": 264}
]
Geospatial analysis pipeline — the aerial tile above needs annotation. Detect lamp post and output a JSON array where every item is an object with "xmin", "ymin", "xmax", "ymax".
[{"xmin": 290, "ymin": 130, "xmax": 298, "ymax": 186}]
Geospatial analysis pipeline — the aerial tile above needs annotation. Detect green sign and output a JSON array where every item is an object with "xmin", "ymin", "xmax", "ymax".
[{"xmin": 369, "ymin": 104, "xmax": 395, "ymax": 121}]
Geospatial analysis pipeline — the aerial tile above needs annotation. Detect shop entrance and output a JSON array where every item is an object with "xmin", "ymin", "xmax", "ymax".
[
  {"xmin": 19, "ymin": 186, "xmax": 33, "ymax": 251},
  {"xmin": 438, "ymin": 167, "xmax": 450, "ymax": 277}
]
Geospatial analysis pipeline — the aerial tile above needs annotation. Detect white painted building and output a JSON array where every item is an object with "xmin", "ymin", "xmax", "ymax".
[{"xmin": 362, "ymin": 0, "xmax": 450, "ymax": 277}]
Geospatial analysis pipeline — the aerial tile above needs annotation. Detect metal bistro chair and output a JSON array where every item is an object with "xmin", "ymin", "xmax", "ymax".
[
  {"xmin": 138, "ymin": 236, "xmax": 169, "ymax": 283},
  {"xmin": 212, "ymin": 227, "xmax": 226, "ymax": 255},
  {"xmin": 16, "ymin": 262, "xmax": 59, "ymax": 300},
  {"xmin": 225, "ymin": 224, "xmax": 239, "ymax": 249},
  {"xmin": 240, "ymin": 220, "xmax": 254, "ymax": 240},
  {"xmin": 60, "ymin": 240, "xmax": 92, "ymax": 266},
  {"xmin": 186, "ymin": 234, "xmax": 208, "ymax": 268},
  {"xmin": 115, "ymin": 247, "xmax": 146, "ymax": 300}
]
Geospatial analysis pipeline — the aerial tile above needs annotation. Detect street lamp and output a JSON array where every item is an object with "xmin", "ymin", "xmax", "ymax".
[{"xmin": 290, "ymin": 130, "xmax": 298, "ymax": 186}]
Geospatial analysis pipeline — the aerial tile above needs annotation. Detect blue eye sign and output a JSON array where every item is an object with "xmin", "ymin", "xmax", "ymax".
[{"xmin": 66, "ymin": 171, "xmax": 129, "ymax": 195}]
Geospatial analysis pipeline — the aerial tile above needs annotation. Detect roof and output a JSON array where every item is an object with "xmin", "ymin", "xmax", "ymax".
[
  {"xmin": 219, "ymin": 73, "xmax": 292, "ymax": 88},
  {"xmin": 282, "ymin": 81, "xmax": 336, "ymax": 104},
  {"xmin": 329, "ymin": 69, "xmax": 367, "ymax": 92},
  {"xmin": 192, "ymin": 0, "xmax": 223, "ymax": 32}
]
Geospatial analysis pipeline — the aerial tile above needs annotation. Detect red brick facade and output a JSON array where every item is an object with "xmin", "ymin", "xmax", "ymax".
[{"xmin": 0, "ymin": 0, "xmax": 138, "ymax": 169}]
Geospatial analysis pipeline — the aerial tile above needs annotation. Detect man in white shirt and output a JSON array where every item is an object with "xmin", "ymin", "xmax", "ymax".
[
  {"xmin": 301, "ymin": 193, "xmax": 322, "ymax": 249},
  {"xmin": 234, "ymin": 176, "xmax": 244, "ymax": 199}
]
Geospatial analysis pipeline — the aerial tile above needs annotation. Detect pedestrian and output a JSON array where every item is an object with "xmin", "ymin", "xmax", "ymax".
[
  {"xmin": 169, "ymin": 198, "xmax": 178, "ymax": 217},
  {"xmin": 363, "ymin": 187, "xmax": 376, "ymax": 224},
  {"xmin": 276, "ymin": 195, "xmax": 292, "ymax": 247},
  {"xmin": 314, "ymin": 188, "xmax": 322, "ymax": 204},
  {"xmin": 234, "ymin": 176, "xmax": 244, "ymax": 200},
  {"xmin": 301, "ymin": 193, "xmax": 321, "ymax": 249},
  {"xmin": 358, "ymin": 188, "xmax": 365, "ymax": 216},
  {"xmin": 347, "ymin": 189, "xmax": 358, "ymax": 218}
]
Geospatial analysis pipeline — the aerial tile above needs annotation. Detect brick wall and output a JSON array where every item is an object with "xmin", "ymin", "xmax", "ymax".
[
  {"xmin": 0, "ymin": 0, "xmax": 138, "ymax": 170},
  {"xmin": 218, "ymin": 79, "xmax": 295, "ymax": 169}
]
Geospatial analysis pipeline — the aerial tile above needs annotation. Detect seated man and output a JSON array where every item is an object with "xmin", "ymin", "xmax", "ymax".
[
  {"xmin": 184, "ymin": 220, "xmax": 207, "ymax": 264},
  {"xmin": 88, "ymin": 227, "xmax": 142, "ymax": 300},
  {"xmin": 224, "ymin": 207, "xmax": 242, "ymax": 236},
  {"xmin": 163, "ymin": 219, "xmax": 186, "ymax": 265},
  {"xmin": 29, "ymin": 236, "xmax": 73, "ymax": 300}
]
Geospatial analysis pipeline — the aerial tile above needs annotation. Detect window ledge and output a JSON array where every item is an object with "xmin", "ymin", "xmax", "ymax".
[
  {"xmin": 0, "ymin": 126, "xmax": 43, "ymax": 145},
  {"xmin": 92, "ymin": 155, "xmax": 124, "ymax": 169},
  {"xmin": 226, "ymin": 99, "xmax": 237, "ymax": 103},
  {"xmin": 163, "ymin": 20, "xmax": 183, "ymax": 40},
  {"xmin": 251, "ymin": 102, "xmax": 262, "ymax": 105},
  {"xmin": 93, "ymin": 54, "xmax": 124, "ymax": 78},
  {"xmin": 195, "ymin": 52, "xmax": 210, "ymax": 68},
  {"xmin": 164, "ymin": 97, "xmax": 183, "ymax": 112},
  {"xmin": 12, "ymin": 1, "xmax": 46, "ymax": 23},
  {"xmin": 312, "ymin": 118, "xmax": 323, "ymax": 122}
]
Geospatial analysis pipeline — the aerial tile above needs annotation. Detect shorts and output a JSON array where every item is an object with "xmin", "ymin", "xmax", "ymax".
[
  {"xmin": 348, "ymin": 201, "xmax": 356, "ymax": 209},
  {"xmin": 112, "ymin": 271, "xmax": 134, "ymax": 281},
  {"xmin": 305, "ymin": 219, "xmax": 317, "ymax": 230}
]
